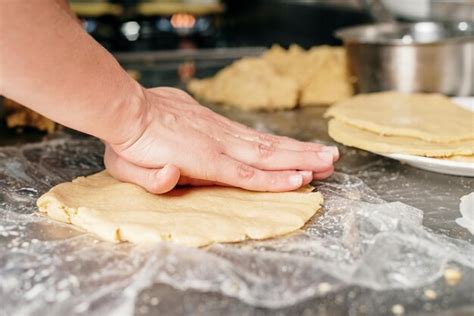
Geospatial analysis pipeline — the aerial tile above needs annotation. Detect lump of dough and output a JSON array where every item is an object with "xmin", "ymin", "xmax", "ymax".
[
  {"xmin": 328, "ymin": 119, "xmax": 474, "ymax": 157},
  {"xmin": 187, "ymin": 57, "xmax": 299, "ymax": 111},
  {"xmin": 37, "ymin": 171, "xmax": 323, "ymax": 247},
  {"xmin": 188, "ymin": 45, "xmax": 353, "ymax": 110},
  {"xmin": 300, "ymin": 46, "xmax": 353, "ymax": 106},
  {"xmin": 262, "ymin": 45, "xmax": 353, "ymax": 106},
  {"xmin": 325, "ymin": 92, "xmax": 474, "ymax": 143},
  {"xmin": 262, "ymin": 44, "xmax": 312, "ymax": 87},
  {"xmin": 4, "ymin": 98, "xmax": 57, "ymax": 133}
]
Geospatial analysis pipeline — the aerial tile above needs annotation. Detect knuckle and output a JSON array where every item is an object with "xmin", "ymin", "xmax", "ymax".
[
  {"xmin": 235, "ymin": 163, "xmax": 255, "ymax": 180},
  {"xmin": 258, "ymin": 134, "xmax": 280, "ymax": 145},
  {"xmin": 206, "ymin": 148, "xmax": 222, "ymax": 161},
  {"xmin": 256, "ymin": 143, "xmax": 274, "ymax": 159},
  {"xmin": 162, "ymin": 112, "xmax": 178, "ymax": 126},
  {"xmin": 258, "ymin": 134, "xmax": 273, "ymax": 144}
]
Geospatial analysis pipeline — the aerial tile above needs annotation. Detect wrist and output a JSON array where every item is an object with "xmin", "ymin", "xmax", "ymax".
[{"xmin": 104, "ymin": 80, "xmax": 149, "ymax": 149}]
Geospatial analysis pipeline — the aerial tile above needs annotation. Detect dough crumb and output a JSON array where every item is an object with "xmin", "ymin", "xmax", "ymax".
[
  {"xmin": 114, "ymin": 229, "xmax": 122, "ymax": 242},
  {"xmin": 318, "ymin": 282, "xmax": 332, "ymax": 295},
  {"xmin": 391, "ymin": 304, "xmax": 405, "ymax": 315},
  {"xmin": 3, "ymin": 98, "xmax": 57, "ymax": 133},
  {"xmin": 423, "ymin": 289, "xmax": 437, "ymax": 300},
  {"xmin": 444, "ymin": 267, "xmax": 462, "ymax": 286}
]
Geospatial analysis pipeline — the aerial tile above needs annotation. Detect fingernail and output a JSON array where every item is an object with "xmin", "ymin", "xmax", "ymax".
[
  {"xmin": 289, "ymin": 174, "xmax": 303, "ymax": 187},
  {"xmin": 318, "ymin": 151, "xmax": 333, "ymax": 163},
  {"xmin": 323, "ymin": 146, "xmax": 339, "ymax": 157}
]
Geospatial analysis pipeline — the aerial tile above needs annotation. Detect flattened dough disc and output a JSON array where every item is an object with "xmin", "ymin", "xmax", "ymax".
[
  {"xmin": 325, "ymin": 92, "xmax": 474, "ymax": 143},
  {"xmin": 328, "ymin": 119, "xmax": 474, "ymax": 157},
  {"xmin": 37, "ymin": 171, "xmax": 323, "ymax": 247}
]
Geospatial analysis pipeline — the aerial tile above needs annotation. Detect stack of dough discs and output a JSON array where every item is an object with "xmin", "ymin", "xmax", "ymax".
[
  {"xmin": 325, "ymin": 92, "xmax": 474, "ymax": 160},
  {"xmin": 37, "ymin": 171, "xmax": 324, "ymax": 247}
]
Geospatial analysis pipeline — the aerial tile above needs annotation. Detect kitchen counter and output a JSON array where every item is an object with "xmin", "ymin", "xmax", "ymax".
[{"xmin": 1, "ymin": 49, "xmax": 473, "ymax": 315}]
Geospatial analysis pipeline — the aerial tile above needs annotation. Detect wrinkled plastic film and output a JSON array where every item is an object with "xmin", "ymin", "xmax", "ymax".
[{"xmin": 1, "ymin": 138, "xmax": 473, "ymax": 315}]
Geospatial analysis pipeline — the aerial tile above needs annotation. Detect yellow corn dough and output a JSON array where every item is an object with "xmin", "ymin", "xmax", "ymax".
[{"xmin": 37, "ymin": 171, "xmax": 323, "ymax": 247}]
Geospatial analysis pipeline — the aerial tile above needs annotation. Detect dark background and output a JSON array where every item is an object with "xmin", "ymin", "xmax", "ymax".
[{"xmin": 71, "ymin": 0, "xmax": 375, "ymax": 51}]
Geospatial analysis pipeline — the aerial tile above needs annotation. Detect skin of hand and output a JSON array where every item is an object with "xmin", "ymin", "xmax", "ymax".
[
  {"xmin": 1, "ymin": 1, "xmax": 339, "ymax": 194},
  {"xmin": 104, "ymin": 87, "xmax": 338, "ymax": 193}
]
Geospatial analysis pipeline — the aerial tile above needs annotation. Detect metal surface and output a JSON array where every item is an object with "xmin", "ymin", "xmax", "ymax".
[
  {"xmin": 379, "ymin": 0, "xmax": 474, "ymax": 23},
  {"xmin": 336, "ymin": 22, "xmax": 474, "ymax": 96},
  {"xmin": 1, "ymin": 107, "xmax": 473, "ymax": 316},
  {"xmin": 1, "ymin": 49, "xmax": 473, "ymax": 315}
]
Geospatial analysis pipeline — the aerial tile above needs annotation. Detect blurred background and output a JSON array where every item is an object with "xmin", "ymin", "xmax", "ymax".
[
  {"xmin": 69, "ymin": 0, "xmax": 474, "ymax": 52},
  {"xmin": 1, "ymin": 0, "xmax": 473, "ymax": 140}
]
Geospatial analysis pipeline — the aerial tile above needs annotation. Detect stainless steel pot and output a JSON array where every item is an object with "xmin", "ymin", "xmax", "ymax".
[{"xmin": 336, "ymin": 22, "xmax": 474, "ymax": 96}]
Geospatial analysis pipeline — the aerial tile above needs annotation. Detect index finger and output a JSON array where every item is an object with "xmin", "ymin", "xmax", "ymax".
[{"xmin": 207, "ymin": 154, "xmax": 313, "ymax": 192}]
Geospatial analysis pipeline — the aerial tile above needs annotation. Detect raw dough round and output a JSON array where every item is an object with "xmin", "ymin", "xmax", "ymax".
[
  {"xmin": 325, "ymin": 92, "xmax": 474, "ymax": 143},
  {"xmin": 37, "ymin": 171, "xmax": 323, "ymax": 247},
  {"xmin": 328, "ymin": 119, "xmax": 474, "ymax": 157}
]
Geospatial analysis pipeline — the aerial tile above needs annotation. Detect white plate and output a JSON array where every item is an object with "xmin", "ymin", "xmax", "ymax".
[
  {"xmin": 379, "ymin": 152, "xmax": 474, "ymax": 177},
  {"xmin": 451, "ymin": 97, "xmax": 474, "ymax": 111},
  {"xmin": 376, "ymin": 97, "xmax": 474, "ymax": 177}
]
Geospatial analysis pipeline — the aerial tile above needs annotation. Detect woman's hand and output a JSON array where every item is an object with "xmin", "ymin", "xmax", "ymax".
[
  {"xmin": 104, "ymin": 87, "xmax": 338, "ymax": 194},
  {"xmin": 0, "ymin": 1, "xmax": 337, "ymax": 192}
]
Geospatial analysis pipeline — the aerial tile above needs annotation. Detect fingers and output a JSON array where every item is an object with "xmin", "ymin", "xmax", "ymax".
[
  {"xmin": 104, "ymin": 145, "xmax": 180, "ymax": 194},
  {"xmin": 178, "ymin": 171, "xmax": 312, "ymax": 188},
  {"xmin": 265, "ymin": 133, "xmax": 330, "ymax": 153},
  {"xmin": 105, "ymin": 144, "xmax": 327, "ymax": 193},
  {"xmin": 177, "ymin": 176, "xmax": 220, "ymax": 186},
  {"xmin": 299, "ymin": 170, "xmax": 314, "ymax": 185},
  {"xmin": 221, "ymin": 119, "xmax": 339, "ymax": 160},
  {"xmin": 207, "ymin": 154, "xmax": 313, "ymax": 192},
  {"xmin": 325, "ymin": 145, "xmax": 339, "ymax": 162},
  {"xmin": 313, "ymin": 165, "xmax": 334, "ymax": 180},
  {"xmin": 148, "ymin": 86, "xmax": 340, "ymax": 166},
  {"xmin": 259, "ymin": 135, "xmax": 339, "ymax": 162},
  {"xmin": 223, "ymin": 137, "xmax": 335, "ymax": 172}
]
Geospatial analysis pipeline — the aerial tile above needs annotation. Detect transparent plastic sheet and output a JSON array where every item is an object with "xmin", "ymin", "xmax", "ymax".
[{"xmin": 1, "ymin": 138, "xmax": 473, "ymax": 315}]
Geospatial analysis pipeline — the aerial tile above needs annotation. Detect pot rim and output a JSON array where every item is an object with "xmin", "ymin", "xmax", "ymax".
[{"xmin": 335, "ymin": 22, "xmax": 474, "ymax": 46}]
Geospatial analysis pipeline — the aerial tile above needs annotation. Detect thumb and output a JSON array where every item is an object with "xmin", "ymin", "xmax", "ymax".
[{"xmin": 104, "ymin": 144, "xmax": 180, "ymax": 194}]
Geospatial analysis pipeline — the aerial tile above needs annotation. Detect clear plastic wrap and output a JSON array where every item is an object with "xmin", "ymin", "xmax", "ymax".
[{"xmin": 1, "ymin": 138, "xmax": 473, "ymax": 315}]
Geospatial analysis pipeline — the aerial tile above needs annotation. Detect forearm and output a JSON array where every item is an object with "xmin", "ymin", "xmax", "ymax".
[
  {"xmin": 0, "ymin": 0, "xmax": 144, "ymax": 144},
  {"xmin": 56, "ymin": 0, "xmax": 81, "ymax": 23}
]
